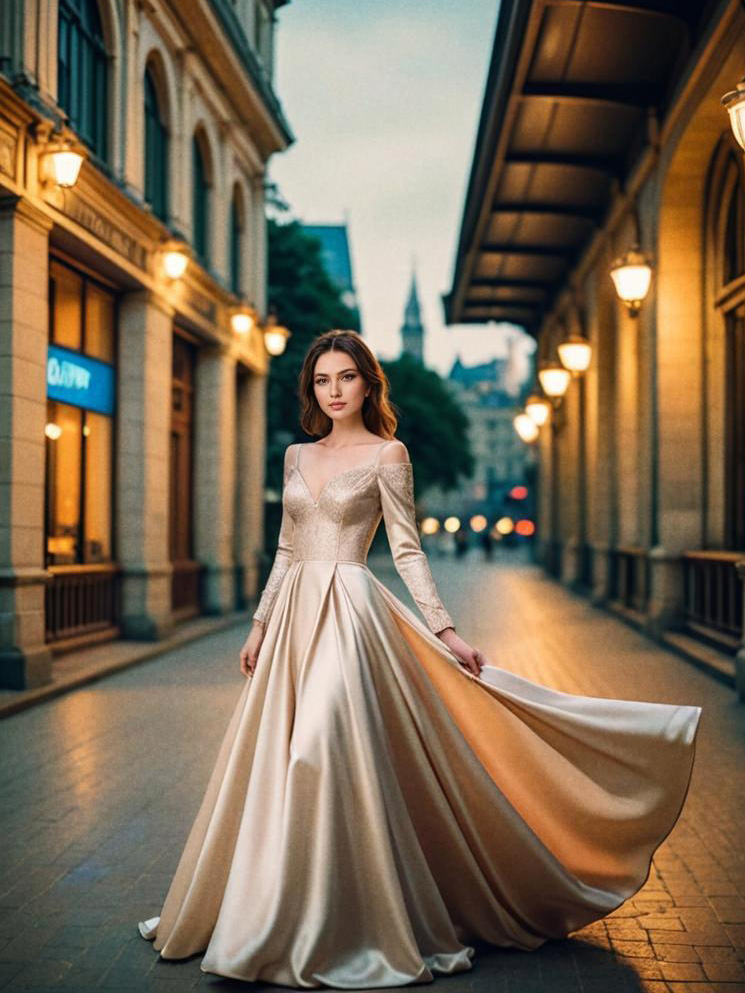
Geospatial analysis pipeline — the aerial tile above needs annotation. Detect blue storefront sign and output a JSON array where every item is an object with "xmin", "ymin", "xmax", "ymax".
[{"xmin": 46, "ymin": 345, "xmax": 115, "ymax": 416}]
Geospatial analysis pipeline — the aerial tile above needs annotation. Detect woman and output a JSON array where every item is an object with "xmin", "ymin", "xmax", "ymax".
[{"xmin": 138, "ymin": 329, "xmax": 701, "ymax": 989}]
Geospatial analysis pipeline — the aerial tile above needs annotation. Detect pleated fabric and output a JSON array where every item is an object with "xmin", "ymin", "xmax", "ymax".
[{"xmin": 138, "ymin": 440, "xmax": 700, "ymax": 989}]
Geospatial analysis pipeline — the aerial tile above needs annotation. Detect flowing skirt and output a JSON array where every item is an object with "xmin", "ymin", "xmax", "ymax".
[{"xmin": 138, "ymin": 560, "xmax": 701, "ymax": 989}]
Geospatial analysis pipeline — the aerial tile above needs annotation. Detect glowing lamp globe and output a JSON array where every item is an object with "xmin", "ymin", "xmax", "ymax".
[
  {"xmin": 609, "ymin": 248, "xmax": 653, "ymax": 315},
  {"xmin": 230, "ymin": 305, "xmax": 256, "ymax": 336},
  {"xmin": 49, "ymin": 149, "xmax": 85, "ymax": 188},
  {"xmin": 514, "ymin": 412, "xmax": 540, "ymax": 443},
  {"xmin": 524, "ymin": 394, "xmax": 551, "ymax": 426},
  {"xmin": 538, "ymin": 364, "xmax": 571, "ymax": 398},
  {"xmin": 160, "ymin": 239, "xmax": 191, "ymax": 280},
  {"xmin": 722, "ymin": 80, "xmax": 745, "ymax": 152},
  {"xmin": 558, "ymin": 335, "xmax": 592, "ymax": 373}
]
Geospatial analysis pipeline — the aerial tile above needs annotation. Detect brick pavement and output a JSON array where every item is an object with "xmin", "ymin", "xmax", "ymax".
[{"xmin": 0, "ymin": 552, "xmax": 743, "ymax": 992}]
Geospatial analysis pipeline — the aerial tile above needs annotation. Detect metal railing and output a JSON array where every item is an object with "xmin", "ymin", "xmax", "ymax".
[
  {"xmin": 45, "ymin": 564, "xmax": 120, "ymax": 643},
  {"xmin": 683, "ymin": 550, "xmax": 744, "ymax": 650}
]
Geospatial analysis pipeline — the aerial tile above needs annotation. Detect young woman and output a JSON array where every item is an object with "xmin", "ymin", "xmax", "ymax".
[{"xmin": 138, "ymin": 329, "xmax": 701, "ymax": 989}]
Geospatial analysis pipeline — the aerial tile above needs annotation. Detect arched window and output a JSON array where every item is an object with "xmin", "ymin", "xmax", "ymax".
[
  {"xmin": 192, "ymin": 133, "xmax": 211, "ymax": 267},
  {"xmin": 144, "ymin": 65, "xmax": 169, "ymax": 222},
  {"xmin": 58, "ymin": 0, "xmax": 108, "ymax": 161},
  {"xmin": 229, "ymin": 185, "xmax": 244, "ymax": 294}
]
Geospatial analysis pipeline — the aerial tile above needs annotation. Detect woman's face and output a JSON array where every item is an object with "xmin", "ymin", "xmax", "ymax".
[{"xmin": 312, "ymin": 350, "xmax": 368, "ymax": 422}]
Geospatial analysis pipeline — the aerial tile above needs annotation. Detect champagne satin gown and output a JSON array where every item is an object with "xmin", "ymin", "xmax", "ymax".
[{"xmin": 138, "ymin": 438, "xmax": 701, "ymax": 989}]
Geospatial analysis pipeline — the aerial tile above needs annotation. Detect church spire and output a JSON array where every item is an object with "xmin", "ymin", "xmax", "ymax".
[{"xmin": 400, "ymin": 263, "xmax": 425, "ymax": 363}]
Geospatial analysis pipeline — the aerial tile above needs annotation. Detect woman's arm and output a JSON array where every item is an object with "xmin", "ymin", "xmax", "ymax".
[
  {"xmin": 376, "ymin": 440, "xmax": 455, "ymax": 636},
  {"xmin": 251, "ymin": 444, "xmax": 296, "ymax": 628}
]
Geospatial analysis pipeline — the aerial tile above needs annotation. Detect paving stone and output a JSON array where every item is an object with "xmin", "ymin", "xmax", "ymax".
[
  {"xmin": 0, "ymin": 560, "xmax": 743, "ymax": 993},
  {"xmin": 701, "ymin": 961, "xmax": 745, "ymax": 982}
]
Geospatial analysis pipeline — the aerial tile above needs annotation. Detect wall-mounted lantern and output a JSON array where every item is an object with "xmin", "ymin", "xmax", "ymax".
[
  {"xmin": 42, "ymin": 134, "xmax": 88, "ymax": 189},
  {"xmin": 513, "ymin": 412, "xmax": 540, "ymax": 443},
  {"xmin": 722, "ymin": 77, "xmax": 745, "ymax": 151},
  {"xmin": 609, "ymin": 246, "xmax": 653, "ymax": 316},
  {"xmin": 263, "ymin": 309, "xmax": 291, "ymax": 356},
  {"xmin": 557, "ymin": 334, "xmax": 592, "ymax": 373},
  {"xmin": 524, "ymin": 393, "xmax": 552, "ymax": 426},
  {"xmin": 160, "ymin": 238, "xmax": 191, "ymax": 280},
  {"xmin": 230, "ymin": 302, "xmax": 258, "ymax": 336},
  {"xmin": 538, "ymin": 363, "xmax": 571, "ymax": 399}
]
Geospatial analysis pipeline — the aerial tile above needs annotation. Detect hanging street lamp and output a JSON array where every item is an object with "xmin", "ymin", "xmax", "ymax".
[
  {"xmin": 538, "ymin": 363, "xmax": 571, "ymax": 399},
  {"xmin": 609, "ymin": 246, "xmax": 653, "ymax": 316},
  {"xmin": 230, "ymin": 302, "xmax": 258, "ymax": 336},
  {"xmin": 557, "ymin": 334, "xmax": 592, "ymax": 374},
  {"xmin": 263, "ymin": 309, "xmax": 291, "ymax": 356},
  {"xmin": 514, "ymin": 412, "xmax": 540, "ymax": 443},
  {"xmin": 160, "ymin": 237, "xmax": 191, "ymax": 280},
  {"xmin": 524, "ymin": 393, "xmax": 552, "ymax": 426},
  {"xmin": 42, "ymin": 134, "xmax": 88, "ymax": 188},
  {"xmin": 722, "ymin": 77, "xmax": 745, "ymax": 151}
]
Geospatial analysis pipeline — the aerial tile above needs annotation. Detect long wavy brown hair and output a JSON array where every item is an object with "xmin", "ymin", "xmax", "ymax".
[{"xmin": 298, "ymin": 330, "xmax": 398, "ymax": 440}]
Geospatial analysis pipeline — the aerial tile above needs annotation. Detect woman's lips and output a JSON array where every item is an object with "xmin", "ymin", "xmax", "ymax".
[{"xmin": 330, "ymin": 403, "xmax": 346, "ymax": 408}]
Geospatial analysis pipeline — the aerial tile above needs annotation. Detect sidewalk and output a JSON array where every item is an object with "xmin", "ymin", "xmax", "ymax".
[{"xmin": 0, "ymin": 609, "xmax": 254, "ymax": 720}]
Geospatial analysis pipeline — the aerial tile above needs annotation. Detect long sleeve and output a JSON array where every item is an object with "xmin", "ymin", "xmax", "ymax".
[
  {"xmin": 377, "ymin": 462, "xmax": 455, "ymax": 636},
  {"xmin": 252, "ymin": 452, "xmax": 295, "ymax": 626}
]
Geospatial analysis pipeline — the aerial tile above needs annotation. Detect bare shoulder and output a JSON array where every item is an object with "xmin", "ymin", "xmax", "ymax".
[
  {"xmin": 379, "ymin": 439, "xmax": 410, "ymax": 466},
  {"xmin": 284, "ymin": 443, "xmax": 301, "ymax": 468}
]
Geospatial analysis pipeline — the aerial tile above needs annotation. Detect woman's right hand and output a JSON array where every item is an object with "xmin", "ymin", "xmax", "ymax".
[{"xmin": 240, "ymin": 621, "xmax": 265, "ymax": 678}]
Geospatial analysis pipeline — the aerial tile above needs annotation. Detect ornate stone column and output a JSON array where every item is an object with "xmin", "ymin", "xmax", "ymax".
[
  {"xmin": 235, "ymin": 369, "xmax": 267, "ymax": 609},
  {"xmin": 116, "ymin": 290, "xmax": 174, "ymax": 639},
  {"xmin": 0, "ymin": 195, "xmax": 53, "ymax": 688},
  {"xmin": 193, "ymin": 342, "xmax": 237, "ymax": 613}
]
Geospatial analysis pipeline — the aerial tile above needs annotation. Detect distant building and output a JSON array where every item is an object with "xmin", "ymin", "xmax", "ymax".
[
  {"xmin": 400, "ymin": 270, "xmax": 425, "ymax": 363},
  {"xmin": 425, "ymin": 348, "xmax": 534, "ymax": 521},
  {"xmin": 302, "ymin": 224, "xmax": 361, "ymax": 330}
]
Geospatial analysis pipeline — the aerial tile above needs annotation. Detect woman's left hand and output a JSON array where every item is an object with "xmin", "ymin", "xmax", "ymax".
[{"xmin": 436, "ymin": 627, "xmax": 485, "ymax": 676}]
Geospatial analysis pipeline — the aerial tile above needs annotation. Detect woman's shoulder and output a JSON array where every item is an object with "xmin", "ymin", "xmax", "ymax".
[{"xmin": 378, "ymin": 438, "xmax": 410, "ymax": 465}]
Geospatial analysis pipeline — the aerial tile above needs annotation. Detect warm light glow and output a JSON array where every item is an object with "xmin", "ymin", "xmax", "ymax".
[
  {"xmin": 230, "ymin": 306, "xmax": 256, "ymax": 336},
  {"xmin": 609, "ymin": 248, "xmax": 653, "ymax": 315},
  {"xmin": 515, "ymin": 519, "xmax": 536, "ymax": 537},
  {"xmin": 421, "ymin": 516, "xmax": 440, "ymax": 535},
  {"xmin": 558, "ymin": 335, "xmax": 592, "ymax": 373},
  {"xmin": 443, "ymin": 516, "xmax": 460, "ymax": 533},
  {"xmin": 722, "ymin": 80, "xmax": 745, "ymax": 151},
  {"xmin": 470, "ymin": 514, "xmax": 488, "ymax": 533},
  {"xmin": 49, "ymin": 149, "xmax": 85, "ymax": 188},
  {"xmin": 509, "ymin": 485, "xmax": 528, "ymax": 500},
  {"xmin": 514, "ymin": 412, "xmax": 540, "ymax": 443},
  {"xmin": 263, "ymin": 312, "xmax": 291, "ymax": 356},
  {"xmin": 524, "ymin": 394, "xmax": 551, "ymax": 426},
  {"xmin": 162, "ymin": 248, "xmax": 189, "ymax": 280},
  {"xmin": 45, "ymin": 422, "xmax": 62, "ymax": 440},
  {"xmin": 538, "ymin": 364, "xmax": 571, "ymax": 398},
  {"xmin": 496, "ymin": 517, "xmax": 515, "ymax": 536}
]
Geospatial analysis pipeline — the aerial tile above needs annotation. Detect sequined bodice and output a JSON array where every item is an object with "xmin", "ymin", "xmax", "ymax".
[
  {"xmin": 252, "ymin": 439, "xmax": 455, "ymax": 634},
  {"xmin": 285, "ymin": 460, "xmax": 410, "ymax": 563}
]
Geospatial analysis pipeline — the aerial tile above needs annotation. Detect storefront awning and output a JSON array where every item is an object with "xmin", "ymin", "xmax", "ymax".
[{"xmin": 445, "ymin": 0, "xmax": 705, "ymax": 335}]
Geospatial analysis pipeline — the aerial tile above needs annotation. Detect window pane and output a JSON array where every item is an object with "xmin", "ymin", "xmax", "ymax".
[
  {"xmin": 85, "ymin": 282, "xmax": 115, "ymax": 362},
  {"xmin": 83, "ymin": 411, "xmax": 112, "ymax": 562},
  {"xmin": 50, "ymin": 261, "xmax": 83, "ymax": 350},
  {"xmin": 46, "ymin": 401, "xmax": 82, "ymax": 565},
  {"xmin": 192, "ymin": 137, "xmax": 210, "ymax": 265}
]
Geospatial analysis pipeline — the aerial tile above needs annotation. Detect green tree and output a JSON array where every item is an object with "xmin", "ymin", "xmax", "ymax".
[
  {"xmin": 265, "ymin": 217, "xmax": 360, "ymax": 487},
  {"xmin": 381, "ymin": 353, "xmax": 473, "ymax": 496}
]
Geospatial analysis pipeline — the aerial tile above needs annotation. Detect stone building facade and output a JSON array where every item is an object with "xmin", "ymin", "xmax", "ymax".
[
  {"xmin": 426, "ymin": 347, "xmax": 534, "ymax": 524},
  {"xmin": 446, "ymin": 0, "xmax": 745, "ymax": 697},
  {"xmin": 0, "ymin": 0, "xmax": 292, "ymax": 688}
]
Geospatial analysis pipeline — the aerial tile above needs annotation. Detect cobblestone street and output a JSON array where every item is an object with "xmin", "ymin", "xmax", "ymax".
[{"xmin": 1, "ymin": 554, "xmax": 743, "ymax": 992}]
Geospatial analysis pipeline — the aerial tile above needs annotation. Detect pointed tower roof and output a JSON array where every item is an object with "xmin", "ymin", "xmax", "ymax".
[{"xmin": 403, "ymin": 268, "xmax": 422, "ymax": 328}]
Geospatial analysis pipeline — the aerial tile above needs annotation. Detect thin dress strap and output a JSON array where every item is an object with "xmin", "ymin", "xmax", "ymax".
[{"xmin": 295, "ymin": 443, "xmax": 303, "ymax": 469}]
